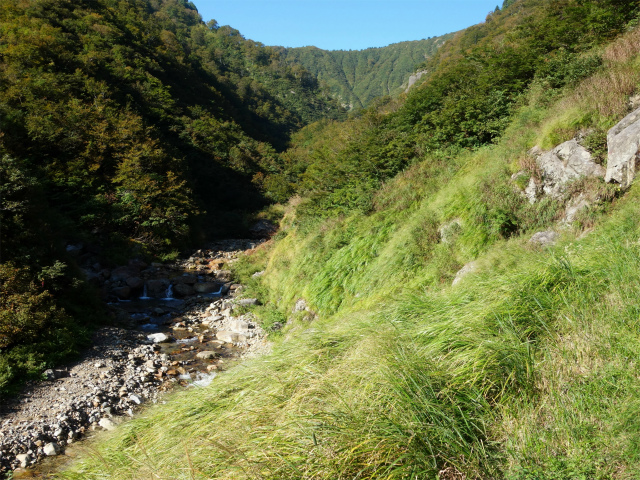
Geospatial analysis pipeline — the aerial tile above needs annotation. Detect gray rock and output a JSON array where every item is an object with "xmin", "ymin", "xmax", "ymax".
[
  {"xmin": 16, "ymin": 453, "xmax": 33, "ymax": 468},
  {"xmin": 126, "ymin": 277, "xmax": 144, "ymax": 290},
  {"xmin": 439, "ymin": 219, "xmax": 462, "ymax": 244},
  {"xmin": 43, "ymin": 442, "xmax": 60, "ymax": 456},
  {"xmin": 452, "ymin": 262, "xmax": 477, "ymax": 286},
  {"xmin": 98, "ymin": 418, "xmax": 117, "ymax": 431},
  {"xmin": 196, "ymin": 351, "xmax": 217, "ymax": 359},
  {"xmin": 293, "ymin": 298, "xmax": 309, "ymax": 312},
  {"xmin": 216, "ymin": 331, "xmax": 246, "ymax": 344},
  {"xmin": 536, "ymin": 139, "xmax": 605, "ymax": 198},
  {"xmin": 524, "ymin": 177, "xmax": 541, "ymax": 204},
  {"xmin": 129, "ymin": 394, "xmax": 142, "ymax": 405},
  {"xmin": 110, "ymin": 266, "xmax": 139, "ymax": 283},
  {"xmin": 146, "ymin": 278, "xmax": 170, "ymax": 297},
  {"xmin": 529, "ymin": 230, "xmax": 559, "ymax": 246},
  {"xmin": 252, "ymin": 270, "xmax": 265, "ymax": 278},
  {"xmin": 147, "ymin": 333, "xmax": 170, "ymax": 344},
  {"xmin": 215, "ymin": 270, "xmax": 233, "ymax": 282},
  {"xmin": 229, "ymin": 319, "xmax": 250, "ymax": 332},
  {"xmin": 605, "ymin": 106, "xmax": 640, "ymax": 189},
  {"xmin": 562, "ymin": 194, "xmax": 590, "ymax": 225},
  {"xmin": 237, "ymin": 298, "xmax": 260, "ymax": 307}
]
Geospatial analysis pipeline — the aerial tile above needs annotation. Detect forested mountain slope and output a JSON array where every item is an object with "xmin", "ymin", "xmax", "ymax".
[
  {"xmin": 59, "ymin": 0, "xmax": 640, "ymax": 478},
  {"xmin": 273, "ymin": 36, "xmax": 453, "ymax": 110},
  {"xmin": 0, "ymin": 0, "xmax": 344, "ymax": 392}
]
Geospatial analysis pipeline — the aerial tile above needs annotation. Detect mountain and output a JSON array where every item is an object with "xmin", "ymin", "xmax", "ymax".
[{"xmin": 273, "ymin": 36, "xmax": 453, "ymax": 110}]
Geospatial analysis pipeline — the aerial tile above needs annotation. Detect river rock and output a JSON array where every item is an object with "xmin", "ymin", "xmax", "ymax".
[
  {"xmin": 16, "ymin": 453, "xmax": 33, "ymax": 468},
  {"xmin": 126, "ymin": 277, "xmax": 144, "ymax": 290},
  {"xmin": 146, "ymin": 278, "xmax": 170, "ymax": 297},
  {"xmin": 606, "ymin": 106, "xmax": 640, "ymax": 189},
  {"xmin": 193, "ymin": 282, "xmax": 220, "ymax": 294},
  {"xmin": 173, "ymin": 283, "xmax": 194, "ymax": 297},
  {"xmin": 215, "ymin": 270, "xmax": 232, "ymax": 282},
  {"xmin": 535, "ymin": 139, "xmax": 605, "ymax": 198},
  {"xmin": 216, "ymin": 331, "xmax": 246, "ymax": 344},
  {"xmin": 98, "ymin": 418, "xmax": 117, "ymax": 431},
  {"xmin": 229, "ymin": 319, "xmax": 250, "ymax": 332},
  {"xmin": 43, "ymin": 442, "xmax": 61, "ymax": 456},
  {"xmin": 147, "ymin": 333, "xmax": 171, "ymax": 343},
  {"xmin": 111, "ymin": 286, "xmax": 131, "ymax": 300},
  {"xmin": 196, "ymin": 351, "xmax": 217, "ymax": 359},
  {"xmin": 172, "ymin": 274, "xmax": 197, "ymax": 285}
]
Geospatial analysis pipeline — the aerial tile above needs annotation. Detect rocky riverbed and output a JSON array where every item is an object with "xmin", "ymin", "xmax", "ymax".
[{"xmin": 0, "ymin": 240, "xmax": 270, "ymax": 476}]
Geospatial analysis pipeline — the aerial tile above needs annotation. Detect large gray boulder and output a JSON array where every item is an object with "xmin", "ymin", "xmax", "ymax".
[
  {"xmin": 536, "ymin": 139, "xmax": 605, "ymax": 198},
  {"xmin": 606, "ymin": 106, "xmax": 640, "ymax": 189}
]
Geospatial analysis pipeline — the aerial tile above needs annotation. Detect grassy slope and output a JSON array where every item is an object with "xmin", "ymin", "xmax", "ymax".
[{"xmin": 60, "ymin": 25, "xmax": 640, "ymax": 478}]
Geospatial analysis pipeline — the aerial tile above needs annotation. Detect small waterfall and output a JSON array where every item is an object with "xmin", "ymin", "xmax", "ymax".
[
  {"xmin": 162, "ymin": 284, "xmax": 174, "ymax": 301},
  {"xmin": 139, "ymin": 283, "xmax": 151, "ymax": 300}
]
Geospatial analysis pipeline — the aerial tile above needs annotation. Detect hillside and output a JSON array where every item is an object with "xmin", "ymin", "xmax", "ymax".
[
  {"xmin": 0, "ymin": 0, "xmax": 344, "ymax": 393},
  {"xmin": 273, "ymin": 36, "xmax": 453, "ymax": 110},
  {"xmin": 5, "ymin": 0, "xmax": 640, "ymax": 478}
]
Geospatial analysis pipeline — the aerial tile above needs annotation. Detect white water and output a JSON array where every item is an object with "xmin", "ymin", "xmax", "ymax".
[
  {"xmin": 161, "ymin": 284, "xmax": 175, "ymax": 301},
  {"xmin": 139, "ymin": 283, "xmax": 152, "ymax": 300}
]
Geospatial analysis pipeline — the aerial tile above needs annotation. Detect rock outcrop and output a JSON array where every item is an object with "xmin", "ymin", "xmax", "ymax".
[
  {"xmin": 534, "ymin": 139, "xmax": 605, "ymax": 199},
  {"xmin": 605, "ymin": 106, "xmax": 640, "ymax": 189}
]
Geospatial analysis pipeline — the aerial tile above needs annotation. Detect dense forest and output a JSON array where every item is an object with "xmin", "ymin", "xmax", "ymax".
[
  {"xmin": 274, "ymin": 36, "xmax": 453, "ymax": 110},
  {"xmin": 0, "ymin": 0, "xmax": 345, "ymax": 392}
]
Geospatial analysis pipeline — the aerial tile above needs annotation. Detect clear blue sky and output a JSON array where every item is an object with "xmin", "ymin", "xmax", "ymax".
[{"xmin": 191, "ymin": 1, "xmax": 502, "ymax": 51}]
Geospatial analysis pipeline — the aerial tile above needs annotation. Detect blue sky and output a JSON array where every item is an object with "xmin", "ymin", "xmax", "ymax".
[{"xmin": 191, "ymin": 1, "xmax": 503, "ymax": 51}]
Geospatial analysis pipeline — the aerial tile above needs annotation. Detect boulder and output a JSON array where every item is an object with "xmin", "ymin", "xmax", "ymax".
[
  {"xmin": 216, "ymin": 331, "xmax": 246, "ymax": 344},
  {"xmin": 215, "ymin": 270, "xmax": 232, "ymax": 282},
  {"xmin": 529, "ymin": 230, "xmax": 559, "ymax": 246},
  {"xmin": 147, "ymin": 333, "xmax": 171, "ymax": 343},
  {"xmin": 605, "ymin": 106, "xmax": 640, "ymax": 189},
  {"xmin": 229, "ymin": 319, "xmax": 250, "ymax": 332},
  {"xmin": 146, "ymin": 278, "xmax": 170, "ymax": 297},
  {"xmin": 111, "ymin": 286, "xmax": 131, "ymax": 300},
  {"xmin": 16, "ymin": 453, "xmax": 33, "ymax": 468},
  {"xmin": 193, "ymin": 282, "xmax": 220, "ymax": 294},
  {"xmin": 98, "ymin": 418, "xmax": 117, "ymax": 431},
  {"xmin": 110, "ymin": 266, "xmax": 140, "ymax": 282},
  {"xmin": 126, "ymin": 276, "xmax": 144, "ymax": 290},
  {"xmin": 196, "ymin": 351, "xmax": 217, "ymax": 359},
  {"xmin": 249, "ymin": 219, "xmax": 278, "ymax": 238},
  {"xmin": 237, "ymin": 298, "xmax": 260, "ymax": 307},
  {"xmin": 534, "ymin": 139, "xmax": 605, "ymax": 198},
  {"xmin": 452, "ymin": 262, "xmax": 477, "ymax": 286},
  {"xmin": 43, "ymin": 442, "xmax": 61, "ymax": 456},
  {"xmin": 173, "ymin": 283, "xmax": 195, "ymax": 297}
]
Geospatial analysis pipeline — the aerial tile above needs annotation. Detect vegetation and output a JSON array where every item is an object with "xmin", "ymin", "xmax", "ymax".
[
  {"xmin": 54, "ymin": 0, "xmax": 640, "ymax": 478},
  {"xmin": 0, "ymin": 0, "xmax": 346, "ymax": 393},
  {"xmin": 274, "ymin": 36, "xmax": 454, "ymax": 110}
]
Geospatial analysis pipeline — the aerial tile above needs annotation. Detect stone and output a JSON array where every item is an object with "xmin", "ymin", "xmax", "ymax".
[
  {"xmin": 252, "ymin": 270, "xmax": 265, "ymax": 278},
  {"xmin": 605, "ymin": 106, "xmax": 640, "ymax": 189},
  {"xmin": 126, "ymin": 277, "xmax": 144, "ymax": 290},
  {"xmin": 146, "ymin": 278, "xmax": 170, "ymax": 297},
  {"xmin": 438, "ymin": 219, "xmax": 462, "ymax": 244},
  {"xmin": 98, "ymin": 418, "xmax": 117, "ymax": 431},
  {"xmin": 524, "ymin": 177, "xmax": 540, "ymax": 204},
  {"xmin": 529, "ymin": 230, "xmax": 559, "ymax": 246},
  {"xmin": 16, "ymin": 453, "xmax": 33, "ymax": 468},
  {"xmin": 452, "ymin": 262, "xmax": 477, "ymax": 286},
  {"xmin": 196, "ymin": 351, "xmax": 217, "ymax": 359},
  {"xmin": 43, "ymin": 442, "xmax": 61, "ymax": 456},
  {"xmin": 562, "ymin": 194, "xmax": 590, "ymax": 225},
  {"xmin": 147, "ymin": 333, "xmax": 171, "ymax": 343},
  {"xmin": 215, "ymin": 270, "xmax": 232, "ymax": 282},
  {"xmin": 173, "ymin": 283, "xmax": 195, "ymax": 297},
  {"xmin": 129, "ymin": 394, "xmax": 142, "ymax": 405},
  {"xmin": 110, "ymin": 266, "xmax": 139, "ymax": 282},
  {"xmin": 193, "ymin": 282, "xmax": 220, "ymax": 294},
  {"xmin": 249, "ymin": 219, "xmax": 278, "ymax": 238},
  {"xmin": 216, "ymin": 331, "xmax": 246, "ymax": 344},
  {"xmin": 171, "ymin": 274, "xmax": 197, "ymax": 285},
  {"xmin": 293, "ymin": 298, "xmax": 309, "ymax": 312},
  {"xmin": 237, "ymin": 298, "xmax": 260, "ymax": 307},
  {"xmin": 535, "ymin": 139, "xmax": 605, "ymax": 198},
  {"xmin": 229, "ymin": 319, "xmax": 250, "ymax": 332},
  {"xmin": 111, "ymin": 286, "xmax": 131, "ymax": 300}
]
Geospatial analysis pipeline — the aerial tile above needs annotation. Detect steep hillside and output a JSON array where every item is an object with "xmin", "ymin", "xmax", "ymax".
[
  {"xmin": 57, "ymin": 0, "xmax": 640, "ymax": 479},
  {"xmin": 0, "ymin": 0, "xmax": 344, "ymax": 393},
  {"xmin": 274, "ymin": 36, "xmax": 453, "ymax": 110}
]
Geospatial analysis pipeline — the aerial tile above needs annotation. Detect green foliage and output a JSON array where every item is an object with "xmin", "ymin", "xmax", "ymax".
[{"xmin": 274, "ymin": 36, "xmax": 454, "ymax": 110}]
